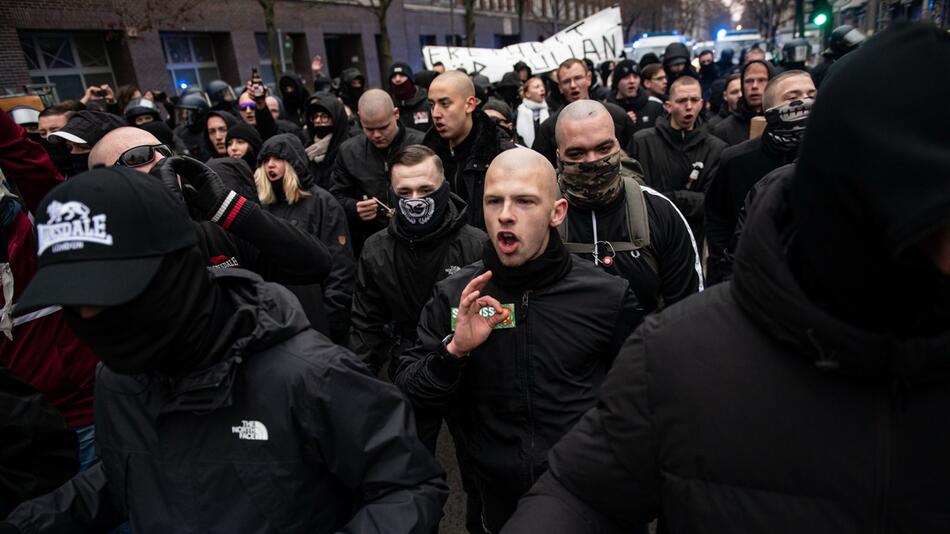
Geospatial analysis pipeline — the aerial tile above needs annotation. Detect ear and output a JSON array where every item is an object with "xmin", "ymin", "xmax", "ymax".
[
  {"xmin": 663, "ymin": 99, "xmax": 672, "ymax": 114},
  {"xmin": 550, "ymin": 197, "xmax": 569, "ymax": 227},
  {"xmin": 585, "ymin": 70, "xmax": 593, "ymax": 84},
  {"xmin": 392, "ymin": 107, "xmax": 401, "ymax": 120},
  {"xmin": 464, "ymin": 96, "xmax": 477, "ymax": 114}
]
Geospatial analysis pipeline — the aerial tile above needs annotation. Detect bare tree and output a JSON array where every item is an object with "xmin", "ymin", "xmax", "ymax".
[
  {"xmin": 738, "ymin": 0, "xmax": 794, "ymax": 44},
  {"xmin": 102, "ymin": 0, "xmax": 208, "ymax": 36},
  {"xmin": 256, "ymin": 0, "xmax": 284, "ymax": 84},
  {"xmin": 465, "ymin": 0, "xmax": 477, "ymax": 45},
  {"xmin": 617, "ymin": 0, "xmax": 664, "ymax": 40}
]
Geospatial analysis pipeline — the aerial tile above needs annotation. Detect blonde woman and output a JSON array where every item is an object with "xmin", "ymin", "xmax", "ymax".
[
  {"xmin": 255, "ymin": 133, "xmax": 355, "ymax": 343},
  {"xmin": 515, "ymin": 76, "xmax": 550, "ymax": 148}
]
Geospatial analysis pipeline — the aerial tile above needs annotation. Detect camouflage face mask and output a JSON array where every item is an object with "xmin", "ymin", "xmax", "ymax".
[{"xmin": 557, "ymin": 150, "xmax": 624, "ymax": 209}]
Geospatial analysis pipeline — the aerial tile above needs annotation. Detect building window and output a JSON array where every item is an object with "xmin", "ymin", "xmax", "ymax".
[
  {"xmin": 19, "ymin": 31, "xmax": 116, "ymax": 102},
  {"xmin": 255, "ymin": 33, "xmax": 295, "ymax": 87},
  {"xmin": 161, "ymin": 33, "xmax": 221, "ymax": 94},
  {"xmin": 419, "ymin": 34, "xmax": 438, "ymax": 49}
]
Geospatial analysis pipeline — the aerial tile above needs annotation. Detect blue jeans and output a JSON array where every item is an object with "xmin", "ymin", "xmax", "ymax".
[{"xmin": 73, "ymin": 425, "xmax": 132, "ymax": 534}]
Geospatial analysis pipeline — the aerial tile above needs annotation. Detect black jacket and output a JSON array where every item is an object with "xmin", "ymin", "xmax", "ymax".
[
  {"xmin": 252, "ymin": 103, "xmax": 306, "ymax": 145},
  {"xmin": 304, "ymin": 93, "xmax": 351, "ymax": 190},
  {"xmin": 564, "ymin": 177, "xmax": 702, "ymax": 313},
  {"xmin": 329, "ymin": 124, "xmax": 425, "ymax": 251},
  {"xmin": 394, "ymin": 86, "xmax": 432, "ymax": 132},
  {"xmin": 173, "ymin": 122, "xmax": 213, "ymax": 162},
  {"xmin": 277, "ymin": 72, "xmax": 311, "ymax": 126},
  {"xmin": 423, "ymin": 111, "xmax": 515, "ymax": 230},
  {"xmin": 395, "ymin": 257, "xmax": 642, "ymax": 532},
  {"xmin": 258, "ymin": 134, "xmax": 355, "ymax": 343},
  {"xmin": 503, "ymin": 169, "xmax": 950, "ymax": 534},
  {"xmin": 629, "ymin": 117, "xmax": 726, "ymax": 240},
  {"xmin": 0, "ymin": 366, "xmax": 78, "ymax": 517},
  {"xmin": 350, "ymin": 194, "xmax": 486, "ymax": 376},
  {"xmin": 606, "ymin": 89, "xmax": 665, "ymax": 131},
  {"xmin": 704, "ymin": 136, "xmax": 797, "ymax": 285},
  {"xmin": 709, "ymin": 101, "xmax": 758, "ymax": 146},
  {"xmin": 2, "ymin": 270, "xmax": 447, "ymax": 533},
  {"xmin": 532, "ymin": 101, "xmax": 636, "ymax": 167}
]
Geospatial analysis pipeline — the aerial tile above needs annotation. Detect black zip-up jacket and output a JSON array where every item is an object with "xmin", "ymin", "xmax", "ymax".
[
  {"xmin": 629, "ymin": 116, "xmax": 726, "ymax": 241},
  {"xmin": 329, "ymin": 124, "xmax": 425, "ymax": 250},
  {"xmin": 2, "ymin": 270, "xmax": 447, "ymax": 533},
  {"xmin": 565, "ymin": 173, "xmax": 702, "ymax": 313},
  {"xmin": 423, "ymin": 111, "xmax": 515, "ymax": 231},
  {"xmin": 531, "ymin": 101, "xmax": 636, "ymax": 167},
  {"xmin": 502, "ymin": 169, "xmax": 950, "ymax": 534},
  {"xmin": 606, "ymin": 89, "xmax": 665, "ymax": 131},
  {"xmin": 258, "ymin": 134, "xmax": 355, "ymax": 344},
  {"xmin": 394, "ymin": 86, "xmax": 432, "ymax": 132},
  {"xmin": 350, "ymin": 194, "xmax": 486, "ymax": 377},
  {"xmin": 395, "ymin": 257, "xmax": 642, "ymax": 531},
  {"xmin": 704, "ymin": 136, "xmax": 797, "ymax": 285}
]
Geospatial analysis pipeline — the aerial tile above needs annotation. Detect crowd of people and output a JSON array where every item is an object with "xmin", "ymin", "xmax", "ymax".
[{"xmin": 0, "ymin": 21, "xmax": 948, "ymax": 534}]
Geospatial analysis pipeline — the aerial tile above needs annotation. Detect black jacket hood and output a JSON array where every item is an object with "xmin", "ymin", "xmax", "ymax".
[
  {"xmin": 257, "ymin": 133, "xmax": 314, "ymax": 188},
  {"xmin": 786, "ymin": 23, "xmax": 950, "ymax": 339},
  {"xmin": 205, "ymin": 110, "xmax": 239, "ymax": 155},
  {"xmin": 388, "ymin": 192, "xmax": 470, "ymax": 244},
  {"xmin": 305, "ymin": 92, "xmax": 350, "ymax": 152},
  {"xmin": 278, "ymin": 72, "xmax": 311, "ymax": 114},
  {"xmin": 739, "ymin": 59, "xmax": 774, "ymax": 107}
]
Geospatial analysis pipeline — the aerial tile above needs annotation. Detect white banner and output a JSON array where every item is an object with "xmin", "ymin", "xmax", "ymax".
[{"xmin": 422, "ymin": 6, "xmax": 623, "ymax": 83}]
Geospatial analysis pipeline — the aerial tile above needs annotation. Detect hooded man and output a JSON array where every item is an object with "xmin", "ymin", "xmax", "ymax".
[
  {"xmin": 630, "ymin": 76, "xmax": 727, "ymax": 242},
  {"xmin": 662, "ymin": 42, "xmax": 697, "ymax": 87},
  {"xmin": 503, "ymin": 23, "xmax": 950, "ymax": 534},
  {"xmin": 277, "ymin": 72, "xmax": 311, "ymax": 126},
  {"xmin": 710, "ymin": 59, "xmax": 774, "ymax": 146},
  {"xmin": 330, "ymin": 90, "xmax": 425, "ymax": 254},
  {"xmin": 388, "ymin": 62, "xmax": 432, "ymax": 132},
  {"xmin": 304, "ymin": 93, "xmax": 351, "ymax": 189},
  {"xmin": 340, "ymin": 68, "xmax": 366, "ymax": 115},
  {"xmin": 606, "ymin": 59, "xmax": 665, "ymax": 131},
  {"xmin": 697, "ymin": 49, "xmax": 719, "ymax": 102},
  {"xmin": 396, "ymin": 147, "xmax": 642, "ymax": 533},
  {"xmin": 705, "ymin": 70, "xmax": 817, "ymax": 284},
  {"xmin": 1, "ymin": 167, "xmax": 446, "ymax": 533},
  {"xmin": 205, "ymin": 110, "xmax": 238, "ymax": 159}
]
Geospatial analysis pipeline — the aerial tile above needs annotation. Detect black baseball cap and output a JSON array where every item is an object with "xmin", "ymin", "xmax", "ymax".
[
  {"xmin": 48, "ymin": 110, "xmax": 126, "ymax": 146},
  {"xmin": 15, "ymin": 167, "xmax": 197, "ymax": 315}
]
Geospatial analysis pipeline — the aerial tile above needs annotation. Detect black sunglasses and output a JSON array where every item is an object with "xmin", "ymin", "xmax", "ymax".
[{"xmin": 113, "ymin": 144, "xmax": 172, "ymax": 168}]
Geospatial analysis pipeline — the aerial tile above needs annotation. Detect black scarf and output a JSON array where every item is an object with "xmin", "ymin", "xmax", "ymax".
[
  {"xmin": 64, "ymin": 246, "xmax": 232, "ymax": 377},
  {"xmin": 393, "ymin": 182, "xmax": 452, "ymax": 239},
  {"xmin": 482, "ymin": 227, "xmax": 572, "ymax": 291}
]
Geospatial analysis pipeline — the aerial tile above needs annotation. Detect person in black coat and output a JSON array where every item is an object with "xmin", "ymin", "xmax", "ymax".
[
  {"xmin": 330, "ymin": 89, "xmax": 425, "ymax": 254},
  {"xmin": 705, "ymin": 70, "xmax": 816, "ymax": 284},
  {"xmin": 388, "ymin": 62, "xmax": 432, "ymax": 132},
  {"xmin": 256, "ymin": 133, "xmax": 355, "ymax": 344},
  {"xmin": 502, "ymin": 24, "xmax": 950, "ymax": 534},
  {"xmin": 303, "ymin": 92, "xmax": 350, "ymax": 190},
  {"xmin": 224, "ymin": 122, "xmax": 263, "ymax": 172},
  {"xmin": 605, "ymin": 59, "xmax": 665, "ymax": 131},
  {"xmin": 395, "ymin": 148, "xmax": 642, "ymax": 533},
  {"xmin": 662, "ymin": 42, "xmax": 698, "ymax": 87},
  {"xmin": 1, "ymin": 168, "xmax": 446, "ymax": 533},
  {"xmin": 277, "ymin": 72, "xmax": 311, "ymax": 127},
  {"xmin": 710, "ymin": 60, "xmax": 774, "ymax": 146},
  {"xmin": 204, "ymin": 110, "xmax": 238, "ymax": 159},
  {"xmin": 629, "ymin": 76, "xmax": 726, "ymax": 242}
]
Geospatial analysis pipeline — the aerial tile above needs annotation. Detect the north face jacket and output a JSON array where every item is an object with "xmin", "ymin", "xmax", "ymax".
[
  {"xmin": 258, "ymin": 133, "xmax": 355, "ymax": 344},
  {"xmin": 2, "ymin": 269, "xmax": 447, "ymax": 533},
  {"xmin": 395, "ymin": 256, "xmax": 642, "ymax": 532}
]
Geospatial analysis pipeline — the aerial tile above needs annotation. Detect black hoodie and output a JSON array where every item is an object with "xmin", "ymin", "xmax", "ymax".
[
  {"xmin": 340, "ymin": 68, "xmax": 365, "ymax": 114},
  {"xmin": 710, "ymin": 60, "xmax": 774, "ymax": 146},
  {"xmin": 204, "ymin": 110, "xmax": 239, "ymax": 159},
  {"xmin": 257, "ymin": 133, "xmax": 355, "ymax": 343},
  {"xmin": 304, "ymin": 92, "xmax": 351, "ymax": 190},
  {"xmin": 606, "ymin": 88, "xmax": 665, "ymax": 131},
  {"xmin": 278, "ymin": 72, "xmax": 311, "ymax": 127}
]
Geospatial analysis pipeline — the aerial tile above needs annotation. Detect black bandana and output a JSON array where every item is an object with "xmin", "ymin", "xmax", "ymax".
[
  {"xmin": 394, "ymin": 182, "xmax": 450, "ymax": 238},
  {"xmin": 483, "ymin": 227, "xmax": 573, "ymax": 291},
  {"xmin": 764, "ymin": 98, "xmax": 813, "ymax": 153}
]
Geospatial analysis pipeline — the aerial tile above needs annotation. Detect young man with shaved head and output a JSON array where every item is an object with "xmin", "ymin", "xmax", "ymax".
[
  {"xmin": 630, "ymin": 76, "xmax": 727, "ymax": 242},
  {"xmin": 705, "ymin": 71, "xmax": 817, "ymax": 284},
  {"xmin": 396, "ymin": 147, "xmax": 642, "ymax": 532},
  {"xmin": 423, "ymin": 71, "xmax": 514, "ymax": 231},
  {"xmin": 330, "ymin": 89, "xmax": 424, "ymax": 253},
  {"xmin": 555, "ymin": 100, "xmax": 703, "ymax": 314}
]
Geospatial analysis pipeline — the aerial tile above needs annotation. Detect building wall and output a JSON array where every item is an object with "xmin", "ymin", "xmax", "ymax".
[{"xmin": 1, "ymin": 0, "xmax": 606, "ymax": 100}]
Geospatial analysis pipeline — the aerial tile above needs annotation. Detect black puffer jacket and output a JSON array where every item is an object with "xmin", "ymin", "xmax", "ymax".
[
  {"xmin": 629, "ymin": 116, "xmax": 726, "ymax": 240},
  {"xmin": 532, "ymin": 101, "xmax": 636, "ymax": 167},
  {"xmin": 423, "ymin": 111, "xmax": 515, "ymax": 230},
  {"xmin": 258, "ymin": 133, "xmax": 355, "ymax": 344},
  {"xmin": 304, "ymin": 93, "xmax": 351, "ymax": 190},
  {"xmin": 277, "ymin": 72, "xmax": 311, "ymax": 126},
  {"xmin": 606, "ymin": 88, "xmax": 665, "ymax": 131},
  {"xmin": 2, "ymin": 270, "xmax": 447, "ymax": 533},
  {"xmin": 329, "ymin": 124, "xmax": 425, "ymax": 251},
  {"xmin": 350, "ymin": 193, "xmax": 485, "ymax": 376},
  {"xmin": 395, "ymin": 86, "xmax": 432, "ymax": 132},
  {"xmin": 395, "ymin": 256, "xmax": 642, "ymax": 532}
]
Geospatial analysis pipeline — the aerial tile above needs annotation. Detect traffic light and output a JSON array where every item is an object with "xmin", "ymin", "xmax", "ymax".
[{"xmin": 810, "ymin": 0, "xmax": 832, "ymax": 26}]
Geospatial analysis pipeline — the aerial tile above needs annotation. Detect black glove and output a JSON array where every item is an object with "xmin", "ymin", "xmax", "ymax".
[
  {"xmin": 147, "ymin": 156, "xmax": 188, "ymax": 200},
  {"xmin": 167, "ymin": 155, "xmax": 250, "ymax": 229}
]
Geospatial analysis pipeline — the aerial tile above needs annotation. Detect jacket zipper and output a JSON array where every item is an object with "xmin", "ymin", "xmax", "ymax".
[
  {"xmin": 450, "ymin": 146, "xmax": 462, "ymax": 194},
  {"xmin": 521, "ymin": 290, "xmax": 536, "ymax": 483}
]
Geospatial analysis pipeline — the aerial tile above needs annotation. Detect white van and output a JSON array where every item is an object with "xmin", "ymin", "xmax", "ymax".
[
  {"xmin": 631, "ymin": 33, "xmax": 688, "ymax": 62},
  {"xmin": 714, "ymin": 30, "xmax": 768, "ymax": 61}
]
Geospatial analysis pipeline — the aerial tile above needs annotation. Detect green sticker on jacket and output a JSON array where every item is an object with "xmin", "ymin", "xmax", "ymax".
[{"xmin": 450, "ymin": 304, "xmax": 516, "ymax": 331}]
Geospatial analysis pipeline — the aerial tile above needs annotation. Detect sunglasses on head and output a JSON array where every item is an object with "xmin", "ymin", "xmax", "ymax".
[
  {"xmin": 113, "ymin": 144, "xmax": 172, "ymax": 168},
  {"xmin": 239, "ymin": 102, "xmax": 257, "ymax": 110}
]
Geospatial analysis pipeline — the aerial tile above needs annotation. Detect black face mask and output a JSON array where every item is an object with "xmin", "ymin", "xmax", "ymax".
[
  {"xmin": 63, "ymin": 247, "xmax": 220, "ymax": 376},
  {"xmin": 393, "ymin": 182, "xmax": 451, "ymax": 238},
  {"xmin": 312, "ymin": 125, "xmax": 333, "ymax": 139},
  {"xmin": 68, "ymin": 153, "xmax": 90, "ymax": 176},
  {"xmin": 39, "ymin": 138, "xmax": 75, "ymax": 177}
]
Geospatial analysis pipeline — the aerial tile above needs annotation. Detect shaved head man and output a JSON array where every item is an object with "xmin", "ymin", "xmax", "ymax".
[
  {"xmin": 90, "ymin": 127, "xmax": 169, "ymax": 173},
  {"xmin": 484, "ymin": 148, "xmax": 566, "ymax": 267},
  {"xmin": 555, "ymin": 100, "xmax": 617, "ymax": 163},
  {"xmin": 329, "ymin": 89, "xmax": 425, "ymax": 253},
  {"xmin": 427, "ymin": 71, "xmax": 476, "ymax": 147}
]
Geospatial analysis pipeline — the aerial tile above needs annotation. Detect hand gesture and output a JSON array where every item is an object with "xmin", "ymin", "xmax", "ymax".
[
  {"xmin": 446, "ymin": 271, "xmax": 510, "ymax": 357},
  {"xmin": 311, "ymin": 55, "xmax": 324, "ymax": 73}
]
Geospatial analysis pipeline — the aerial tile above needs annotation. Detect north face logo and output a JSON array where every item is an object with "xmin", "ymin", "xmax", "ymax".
[
  {"xmin": 37, "ymin": 201, "xmax": 113, "ymax": 255},
  {"xmin": 445, "ymin": 265, "xmax": 461, "ymax": 276},
  {"xmin": 232, "ymin": 420, "xmax": 269, "ymax": 441}
]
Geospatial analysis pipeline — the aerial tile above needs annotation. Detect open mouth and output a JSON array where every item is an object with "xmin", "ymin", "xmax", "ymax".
[
  {"xmin": 267, "ymin": 170, "xmax": 280, "ymax": 181},
  {"xmin": 497, "ymin": 231, "xmax": 520, "ymax": 254}
]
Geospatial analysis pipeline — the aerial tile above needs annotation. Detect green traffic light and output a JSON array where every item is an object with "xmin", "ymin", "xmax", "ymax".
[{"xmin": 814, "ymin": 12, "xmax": 828, "ymax": 25}]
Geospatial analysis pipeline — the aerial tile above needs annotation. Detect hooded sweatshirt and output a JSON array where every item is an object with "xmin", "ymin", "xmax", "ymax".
[
  {"xmin": 204, "ymin": 110, "xmax": 239, "ymax": 159},
  {"xmin": 225, "ymin": 122, "xmax": 263, "ymax": 171},
  {"xmin": 257, "ymin": 133, "xmax": 355, "ymax": 343},
  {"xmin": 710, "ymin": 60, "xmax": 774, "ymax": 146},
  {"xmin": 278, "ymin": 72, "xmax": 311, "ymax": 127},
  {"xmin": 340, "ymin": 68, "xmax": 365, "ymax": 114},
  {"xmin": 304, "ymin": 93, "xmax": 351, "ymax": 190}
]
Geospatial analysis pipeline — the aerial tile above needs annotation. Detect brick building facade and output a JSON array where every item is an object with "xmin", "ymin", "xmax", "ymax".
[{"xmin": 0, "ymin": 0, "xmax": 611, "ymax": 102}]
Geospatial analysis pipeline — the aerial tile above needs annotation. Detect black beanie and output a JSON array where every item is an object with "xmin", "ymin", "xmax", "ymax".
[
  {"xmin": 611, "ymin": 59, "xmax": 639, "ymax": 92},
  {"xmin": 226, "ymin": 122, "xmax": 263, "ymax": 155},
  {"xmin": 389, "ymin": 62, "xmax": 414, "ymax": 82}
]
